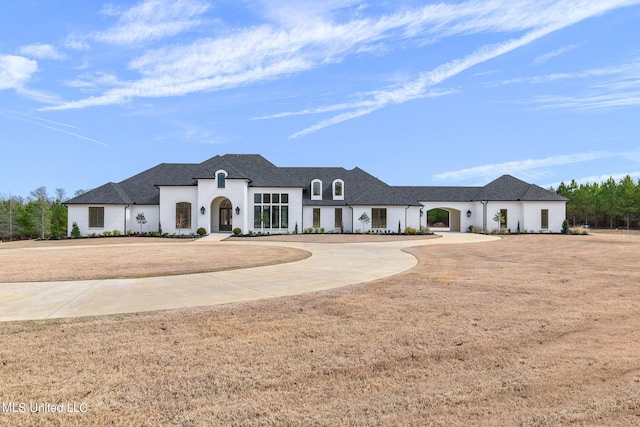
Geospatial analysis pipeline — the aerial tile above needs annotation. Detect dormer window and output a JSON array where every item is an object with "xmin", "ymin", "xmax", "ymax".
[
  {"xmin": 215, "ymin": 169, "xmax": 228, "ymax": 188},
  {"xmin": 311, "ymin": 179, "xmax": 322, "ymax": 200},
  {"xmin": 333, "ymin": 179, "xmax": 344, "ymax": 200}
]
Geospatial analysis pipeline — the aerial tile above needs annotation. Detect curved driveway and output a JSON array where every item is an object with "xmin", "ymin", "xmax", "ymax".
[{"xmin": 0, "ymin": 233, "xmax": 498, "ymax": 322}]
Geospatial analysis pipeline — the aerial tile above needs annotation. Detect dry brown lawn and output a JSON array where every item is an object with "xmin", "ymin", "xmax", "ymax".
[
  {"xmin": 0, "ymin": 237, "xmax": 310, "ymax": 282},
  {"xmin": 1, "ymin": 234, "xmax": 640, "ymax": 426}
]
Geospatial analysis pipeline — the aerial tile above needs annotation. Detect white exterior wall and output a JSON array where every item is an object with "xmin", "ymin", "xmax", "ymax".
[
  {"xmin": 522, "ymin": 201, "xmax": 566, "ymax": 233},
  {"xmin": 67, "ymin": 204, "xmax": 127, "ymax": 236},
  {"xmin": 480, "ymin": 201, "xmax": 523, "ymax": 232},
  {"xmin": 197, "ymin": 178, "xmax": 249, "ymax": 234},
  {"xmin": 159, "ymin": 186, "xmax": 198, "ymax": 234},
  {"xmin": 127, "ymin": 205, "xmax": 160, "ymax": 233},
  {"xmin": 302, "ymin": 205, "xmax": 351, "ymax": 232},
  {"xmin": 350, "ymin": 206, "xmax": 413, "ymax": 233},
  {"xmin": 248, "ymin": 187, "xmax": 303, "ymax": 234}
]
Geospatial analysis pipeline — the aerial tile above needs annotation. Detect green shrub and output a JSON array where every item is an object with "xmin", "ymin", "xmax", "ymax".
[
  {"xmin": 102, "ymin": 230, "xmax": 112, "ymax": 237},
  {"xmin": 71, "ymin": 222, "xmax": 81, "ymax": 238},
  {"xmin": 112, "ymin": 229, "xmax": 122, "ymax": 236},
  {"xmin": 561, "ymin": 219, "xmax": 570, "ymax": 234},
  {"xmin": 196, "ymin": 227, "xmax": 207, "ymax": 236},
  {"xmin": 405, "ymin": 226, "xmax": 418, "ymax": 235},
  {"xmin": 232, "ymin": 227, "xmax": 242, "ymax": 236}
]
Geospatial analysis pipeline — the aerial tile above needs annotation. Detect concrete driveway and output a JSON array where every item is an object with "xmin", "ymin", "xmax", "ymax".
[{"xmin": 0, "ymin": 233, "xmax": 499, "ymax": 322}]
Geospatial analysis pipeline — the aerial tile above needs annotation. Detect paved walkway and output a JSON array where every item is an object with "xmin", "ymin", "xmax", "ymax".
[{"xmin": 0, "ymin": 233, "xmax": 499, "ymax": 322}]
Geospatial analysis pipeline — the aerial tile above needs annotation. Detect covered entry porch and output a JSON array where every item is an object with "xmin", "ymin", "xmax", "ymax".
[{"xmin": 210, "ymin": 197, "xmax": 234, "ymax": 233}]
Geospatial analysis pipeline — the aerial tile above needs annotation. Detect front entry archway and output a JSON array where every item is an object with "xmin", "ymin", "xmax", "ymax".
[{"xmin": 210, "ymin": 197, "xmax": 233, "ymax": 232}]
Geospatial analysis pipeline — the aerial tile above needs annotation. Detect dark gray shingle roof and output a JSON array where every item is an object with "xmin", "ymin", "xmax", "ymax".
[
  {"xmin": 474, "ymin": 175, "xmax": 568, "ymax": 201},
  {"xmin": 65, "ymin": 155, "xmax": 567, "ymax": 206},
  {"xmin": 400, "ymin": 175, "xmax": 568, "ymax": 203},
  {"xmin": 282, "ymin": 166, "xmax": 420, "ymax": 206}
]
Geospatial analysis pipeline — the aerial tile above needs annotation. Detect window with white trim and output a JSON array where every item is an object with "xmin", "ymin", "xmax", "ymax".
[
  {"xmin": 253, "ymin": 193, "xmax": 289, "ymax": 229},
  {"xmin": 176, "ymin": 202, "xmax": 192, "ymax": 229},
  {"xmin": 333, "ymin": 179, "xmax": 344, "ymax": 200},
  {"xmin": 311, "ymin": 179, "xmax": 322, "ymax": 200},
  {"xmin": 215, "ymin": 170, "xmax": 228, "ymax": 188},
  {"xmin": 88, "ymin": 207, "xmax": 104, "ymax": 228},
  {"xmin": 372, "ymin": 208, "xmax": 387, "ymax": 229},
  {"xmin": 541, "ymin": 209, "xmax": 549, "ymax": 229}
]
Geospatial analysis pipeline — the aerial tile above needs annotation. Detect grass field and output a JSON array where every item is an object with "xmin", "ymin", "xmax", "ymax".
[
  {"xmin": 0, "ymin": 237, "xmax": 310, "ymax": 282},
  {"xmin": 1, "ymin": 233, "xmax": 639, "ymax": 426}
]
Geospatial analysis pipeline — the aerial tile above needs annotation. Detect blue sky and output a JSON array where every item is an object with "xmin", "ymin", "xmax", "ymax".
[{"xmin": 2, "ymin": 0, "xmax": 640, "ymax": 198}]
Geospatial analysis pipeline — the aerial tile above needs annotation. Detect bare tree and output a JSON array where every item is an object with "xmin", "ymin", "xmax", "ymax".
[{"xmin": 30, "ymin": 187, "xmax": 50, "ymax": 239}]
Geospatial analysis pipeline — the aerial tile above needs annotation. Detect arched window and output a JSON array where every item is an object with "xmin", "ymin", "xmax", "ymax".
[
  {"xmin": 176, "ymin": 202, "xmax": 192, "ymax": 229},
  {"xmin": 215, "ymin": 169, "xmax": 228, "ymax": 189},
  {"xmin": 311, "ymin": 179, "xmax": 322, "ymax": 200},
  {"xmin": 333, "ymin": 179, "xmax": 344, "ymax": 200}
]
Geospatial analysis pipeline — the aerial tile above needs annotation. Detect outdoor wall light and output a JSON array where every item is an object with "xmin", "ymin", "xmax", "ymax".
[
  {"xmin": 200, "ymin": 206, "xmax": 206, "ymax": 215},
  {"xmin": 419, "ymin": 209, "xmax": 424, "ymax": 217},
  {"xmin": 235, "ymin": 206, "xmax": 240, "ymax": 215},
  {"xmin": 466, "ymin": 210, "xmax": 472, "ymax": 217}
]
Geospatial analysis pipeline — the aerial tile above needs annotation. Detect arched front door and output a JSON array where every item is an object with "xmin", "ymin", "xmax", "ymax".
[{"xmin": 219, "ymin": 199, "xmax": 233, "ymax": 231}]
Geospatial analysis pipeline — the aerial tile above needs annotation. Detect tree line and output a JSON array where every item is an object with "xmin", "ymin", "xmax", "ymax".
[
  {"xmin": 0, "ymin": 187, "xmax": 80, "ymax": 241},
  {"xmin": 555, "ymin": 175, "xmax": 640, "ymax": 229}
]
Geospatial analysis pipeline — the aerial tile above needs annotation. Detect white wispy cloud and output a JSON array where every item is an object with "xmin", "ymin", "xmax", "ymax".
[
  {"xmin": 282, "ymin": 0, "xmax": 640, "ymax": 138},
  {"xmin": 509, "ymin": 60, "xmax": 640, "ymax": 109},
  {"xmin": 0, "ymin": 55, "xmax": 38, "ymax": 91},
  {"xmin": 2, "ymin": 112, "xmax": 109, "ymax": 147},
  {"xmin": 434, "ymin": 151, "xmax": 630, "ymax": 182},
  {"xmin": 93, "ymin": 0, "xmax": 209, "ymax": 45},
  {"xmin": 18, "ymin": 43, "xmax": 67, "ymax": 61},
  {"xmin": 534, "ymin": 44, "xmax": 579, "ymax": 64},
  {"xmin": 41, "ymin": 0, "xmax": 640, "ymax": 116}
]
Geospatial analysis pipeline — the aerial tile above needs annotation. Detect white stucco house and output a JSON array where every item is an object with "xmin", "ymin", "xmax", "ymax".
[{"xmin": 65, "ymin": 154, "xmax": 568, "ymax": 236}]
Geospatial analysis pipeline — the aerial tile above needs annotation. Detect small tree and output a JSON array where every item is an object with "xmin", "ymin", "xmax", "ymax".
[
  {"xmin": 493, "ymin": 211, "xmax": 505, "ymax": 230},
  {"xmin": 71, "ymin": 222, "xmax": 81, "ymax": 238},
  {"xmin": 358, "ymin": 212, "xmax": 370, "ymax": 232},
  {"xmin": 136, "ymin": 212, "xmax": 147, "ymax": 233},
  {"xmin": 561, "ymin": 219, "xmax": 570, "ymax": 234}
]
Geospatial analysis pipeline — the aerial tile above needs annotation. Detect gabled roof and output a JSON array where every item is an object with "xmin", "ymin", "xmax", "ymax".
[
  {"xmin": 399, "ymin": 175, "xmax": 567, "ymax": 203},
  {"xmin": 66, "ymin": 154, "xmax": 304, "ymax": 205},
  {"xmin": 65, "ymin": 155, "xmax": 567, "ymax": 207},
  {"xmin": 66, "ymin": 182, "xmax": 133, "ymax": 205},
  {"xmin": 473, "ymin": 175, "xmax": 568, "ymax": 202}
]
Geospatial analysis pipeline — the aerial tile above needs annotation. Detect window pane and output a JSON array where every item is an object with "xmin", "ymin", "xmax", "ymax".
[
  {"xmin": 281, "ymin": 206, "xmax": 289, "ymax": 228},
  {"xmin": 89, "ymin": 207, "xmax": 104, "ymax": 228},
  {"xmin": 541, "ymin": 209, "xmax": 549, "ymax": 229},
  {"xmin": 312, "ymin": 181, "xmax": 321, "ymax": 196},
  {"xmin": 263, "ymin": 206, "xmax": 270, "ymax": 227},
  {"xmin": 372, "ymin": 208, "xmax": 387, "ymax": 228},
  {"xmin": 263, "ymin": 193, "xmax": 271, "ymax": 203},
  {"xmin": 313, "ymin": 208, "xmax": 320, "ymax": 228},
  {"xmin": 334, "ymin": 181, "xmax": 342, "ymax": 196},
  {"xmin": 272, "ymin": 193, "xmax": 279, "ymax": 204},
  {"xmin": 281, "ymin": 194, "xmax": 288, "ymax": 204},
  {"xmin": 217, "ymin": 173, "xmax": 225, "ymax": 188},
  {"xmin": 272, "ymin": 206, "xmax": 280, "ymax": 228},
  {"xmin": 254, "ymin": 206, "xmax": 262, "ymax": 228},
  {"xmin": 176, "ymin": 202, "xmax": 191, "ymax": 229},
  {"xmin": 254, "ymin": 193, "xmax": 262, "ymax": 204},
  {"xmin": 335, "ymin": 208, "xmax": 342, "ymax": 228}
]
